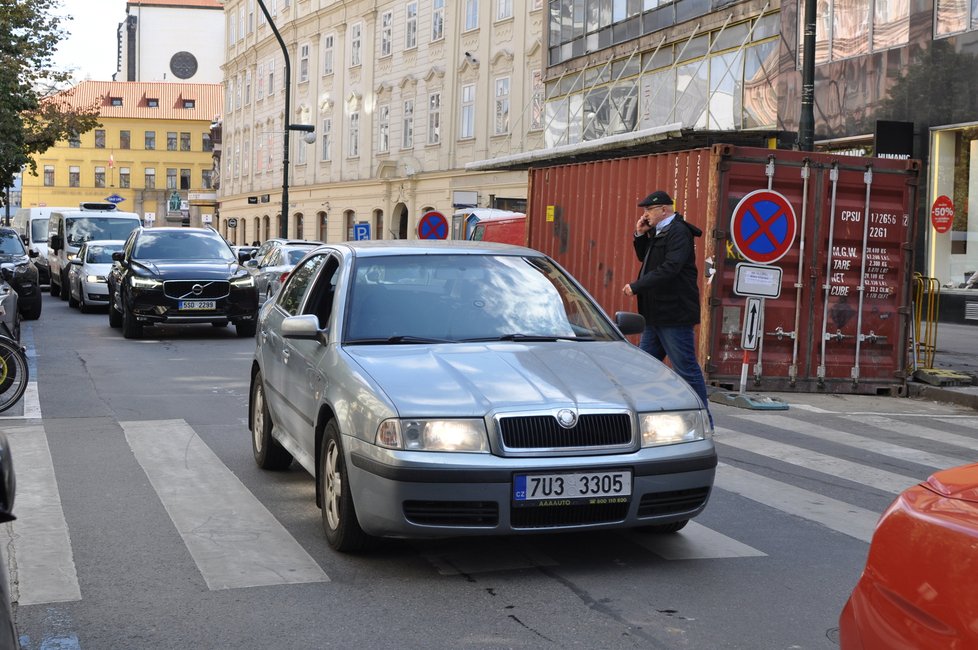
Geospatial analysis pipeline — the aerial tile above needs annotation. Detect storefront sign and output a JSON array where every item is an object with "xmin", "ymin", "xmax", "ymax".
[{"xmin": 931, "ymin": 195, "xmax": 954, "ymax": 233}]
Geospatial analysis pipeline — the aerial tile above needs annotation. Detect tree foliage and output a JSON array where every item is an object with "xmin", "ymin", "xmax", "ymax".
[{"xmin": 0, "ymin": 0, "xmax": 100, "ymax": 194}]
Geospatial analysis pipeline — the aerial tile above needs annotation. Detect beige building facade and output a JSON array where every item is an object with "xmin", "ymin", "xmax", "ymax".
[{"xmin": 218, "ymin": 0, "xmax": 546, "ymax": 245}]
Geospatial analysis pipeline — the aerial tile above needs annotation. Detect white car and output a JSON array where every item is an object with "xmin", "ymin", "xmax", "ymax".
[{"xmin": 67, "ymin": 240, "xmax": 126, "ymax": 312}]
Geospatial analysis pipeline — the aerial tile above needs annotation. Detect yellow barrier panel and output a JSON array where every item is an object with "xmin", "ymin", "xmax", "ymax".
[{"xmin": 912, "ymin": 273, "xmax": 940, "ymax": 370}]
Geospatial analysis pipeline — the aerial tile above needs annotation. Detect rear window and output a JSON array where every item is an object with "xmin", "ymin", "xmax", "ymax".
[
  {"xmin": 66, "ymin": 217, "xmax": 140, "ymax": 245},
  {"xmin": 30, "ymin": 219, "xmax": 48, "ymax": 242}
]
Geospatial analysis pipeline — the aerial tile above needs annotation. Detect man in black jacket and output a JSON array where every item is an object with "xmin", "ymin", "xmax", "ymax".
[{"xmin": 623, "ymin": 190, "xmax": 713, "ymax": 427}]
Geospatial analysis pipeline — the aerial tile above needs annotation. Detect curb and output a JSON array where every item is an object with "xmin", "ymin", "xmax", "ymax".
[{"xmin": 908, "ymin": 383, "xmax": 978, "ymax": 411}]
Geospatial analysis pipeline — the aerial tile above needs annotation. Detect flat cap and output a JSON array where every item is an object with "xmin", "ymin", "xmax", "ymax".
[{"xmin": 638, "ymin": 190, "xmax": 673, "ymax": 208}]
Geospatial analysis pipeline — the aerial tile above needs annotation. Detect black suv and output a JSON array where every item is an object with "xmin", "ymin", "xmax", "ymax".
[
  {"xmin": 0, "ymin": 228, "xmax": 41, "ymax": 320},
  {"xmin": 107, "ymin": 227, "xmax": 259, "ymax": 339}
]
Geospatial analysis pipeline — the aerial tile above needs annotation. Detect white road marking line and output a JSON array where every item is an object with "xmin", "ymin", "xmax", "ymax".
[
  {"xmin": 623, "ymin": 521, "xmax": 767, "ymax": 560},
  {"xmin": 715, "ymin": 463, "xmax": 879, "ymax": 543},
  {"xmin": 845, "ymin": 415, "xmax": 978, "ymax": 453},
  {"xmin": 716, "ymin": 428, "xmax": 923, "ymax": 495},
  {"xmin": 122, "ymin": 419, "xmax": 329, "ymax": 590},
  {"xmin": 1, "ymin": 425, "xmax": 81, "ymax": 605}
]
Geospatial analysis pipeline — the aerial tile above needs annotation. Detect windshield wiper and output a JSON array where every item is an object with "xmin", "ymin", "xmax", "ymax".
[
  {"xmin": 460, "ymin": 334, "xmax": 595, "ymax": 342},
  {"xmin": 347, "ymin": 335, "xmax": 456, "ymax": 345}
]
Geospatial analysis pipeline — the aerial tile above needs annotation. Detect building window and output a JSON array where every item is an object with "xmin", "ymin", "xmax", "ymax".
[
  {"xmin": 428, "ymin": 93, "xmax": 441, "ymax": 145},
  {"xmin": 321, "ymin": 117, "xmax": 332, "ymax": 161},
  {"xmin": 494, "ymin": 77, "xmax": 510, "ymax": 135},
  {"xmin": 145, "ymin": 131, "xmax": 156, "ymax": 150},
  {"xmin": 69, "ymin": 131, "xmax": 80, "ymax": 148},
  {"xmin": 432, "ymin": 0, "xmax": 445, "ymax": 41},
  {"xmin": 180, "ymin": 132, "xmax": 191, "ymax": 151},
  {"xmin": 110, "ymin": 97, "xmax": 122, "ymax": 106},
  {"xmin": 800, "ymin": 0, "xmax": 908, "ymax": 62},
  {"xmin": 460, "ymin": 84, "xmax": 475, "ymax": 139},
  {"xmin": 248, "ymin": 0, "xmax": 254, "ymax": 32},
  {"xmin": 348, "ymin": 112, "xmax": 360, "ymax": 158},
  {"xmin": 203, "ymin": 133, "xmax": 213, "ymax": 152},
  {"xmin": 235, "ymin": 76, "xmax": 242, "ymax": 109},
  {"xmin": 167, "ymin": 132, "xmax": 177, "ymax": 151},
  {"xmin": 226, "ymin": 80, "xmax": 233, "ymax": 111},
  {"xmin": 69, "ymin": 166, "xmax": 80, "ymax": 187},
  {"xmin": 381, "ymin": 11, "xmax": 392, "ymax": 57},
  {"xmin": 268, "ymin": 60, "xmax": 275, "ymax": 95},
  {"xmin": 145, "ymin": 168, "xmax": 156, "ymax": 189},
  {"xmin": 180, "ymin": 169, "xmax": 191, "ymax": 190},
  {"xmin": 257, "ymin": 63, "xmax": 265, "ymax": 98},
  {"xmin": 244, "ymin": 71, "xmax": 252, "ymax": 103},
  {"xmin": 296, "ymin": 135, "xmax": 306, "ymax": 165},
  {"xmin": 299, "ymin": 44, "xmax": 309, "ymax": 82},
  {"xmin": 402, "ymin": 100, "xmax": 414, "ymax": 149},
  {"xmin": 406, "ymin": 2, "xmax": 418, "ymax": 49},
  {"xmin": 183, "ymin": 99, "xmax": 196, "ymax": 109},
  {"xmin": 322, "ymin": 34, "xmax": 334, "ymax": 74},
  {"xmin": 167, "ymin": 168, "xmax": 177, "ymax": 190},
  {"xmin": 350, "ymin": 23, "xmax": 362, "ymax": 67},
  {"xmin": 95, "ymin": 166, "xmax": 105, "ymax": 188},
  {"xmin": 531, "ymin": 70, "xmax": 545, "ymax": 130},
  {"xmin": 378, "ymin": 105, "xmax": 390, "ymax": 152},
  {"xmin": 202, "ymin": 169, "xmax": 212, "ymax": 189},
  {"xmin": 44, "ymin": 165, "xmax": 54, "ymax": 186},
  {"xmin": 465, "ymin": 0, "xmax": 479, "ymax": 30},
  {"xmin": 120, "ymin": 167, "xmax": 131, "ymax": 188},
  {"xmin": 147, "ymin": 98, "xmax": 159, "ymax": 108},
  {"xmin": 95, "ymin": 129, "xmax": 105, "ymax": 148},
  {"xmin": 497, "ymin": 0, "xmax": 512, "ymax": 20},
  {"xmin": 120, "ymin": 130, "xmax": 131, "ymax": 149}
]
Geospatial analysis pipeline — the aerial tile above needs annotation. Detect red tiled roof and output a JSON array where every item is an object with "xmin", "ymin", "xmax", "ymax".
[
  {"xmin": 52, "ymin": 81, "xmax": 223, "ymax": 122},
  {"xmin": 128, "ymin": 0, "xmax": 223, "ymax": 8}
]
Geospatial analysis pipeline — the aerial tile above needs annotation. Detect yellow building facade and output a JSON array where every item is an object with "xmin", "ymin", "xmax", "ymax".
[{"xmin": 22, "ymin": 81, "xmax": 222, "ymax": 226}]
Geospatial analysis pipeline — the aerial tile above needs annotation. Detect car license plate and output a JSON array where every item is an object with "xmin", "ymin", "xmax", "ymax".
[
  {"xmin": 513, "ymin": 470, "xmax": 632, "ymax": 503},
  {"xmin": 179, "ymin": 300, "xmax": 216, "ymax": 310}
]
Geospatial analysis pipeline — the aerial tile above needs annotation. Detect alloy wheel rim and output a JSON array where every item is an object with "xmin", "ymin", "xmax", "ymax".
[
  {"xmin": 325, "ymin": 441, "xmax": 341, "ymax": 530},
  {"xmin": 253, "ymin": 385, "xmax": 264, "ymax": 453}
]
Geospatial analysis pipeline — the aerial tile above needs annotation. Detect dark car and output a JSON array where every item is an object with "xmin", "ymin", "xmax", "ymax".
[
  {"xmin": 107, "ymin": 227, "xmax": 259, "ymax": 339},
  {"xmin": 0, "ymin": 227, "xmax": 41, "ymax": 320}
]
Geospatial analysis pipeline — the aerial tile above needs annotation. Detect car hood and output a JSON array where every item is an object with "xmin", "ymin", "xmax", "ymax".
[
  {"xmin": 0, "ymin": 254, "xmax": 28, "ymax": 264},
  {"xmin": 133, "ymin": 260, "xmax": 245, "ymax": 279},
  {"xmin": 345, "ymin": 341, "xmax": 702, "ymax": 416},
  {"xmin": 81, "ymin": 262, "xmax": 113, "ymax": 275},
  {"xmin": 924, "ymin": 463, "xmax": 978, "ymax": 503}
]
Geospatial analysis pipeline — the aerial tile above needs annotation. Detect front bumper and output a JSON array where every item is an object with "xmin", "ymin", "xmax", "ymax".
[
  {"xmin": 129, "ymin": 287, "xmax": 259, "ymax": 325},
  {"xmin": 82, "ymin": 280, "xmax": 110, "ymax": 302},
  {"xmin": 346, "ymin": 436, "xmax": 717, "ymax": 538}
]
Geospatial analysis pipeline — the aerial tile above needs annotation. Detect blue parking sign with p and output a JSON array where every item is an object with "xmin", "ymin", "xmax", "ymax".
[{"xmin": 353, "ymin": 223, "xmax": 370, "ymax": 241}]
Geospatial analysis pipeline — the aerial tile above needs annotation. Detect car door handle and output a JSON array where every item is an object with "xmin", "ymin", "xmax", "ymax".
[{"xmin": 282, "ymin": 348, "xmax": 290, "ymax": 364}]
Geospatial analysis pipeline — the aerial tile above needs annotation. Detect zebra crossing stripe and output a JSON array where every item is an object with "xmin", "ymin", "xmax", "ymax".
[
  {"xmin": 716, "ymin": 428, "xmax": 923, "ymax": 495},
  {"xmin": 122, "ymin": 419, "xmax": 329, "ymax": 590},
  {"xmin": 1, "ymin": 424, "xmax": 81, "ymax": 605},
  {"xmin": 715, "ymin": 463, "xmax": 879, "ymax": 543},
  {"xmin": 624, "ymin": 521, "xmax": 767, "ymax": 559},
  {"xmin": 845, "ymin": 415, "xmax": 978, "ymax": 453}
]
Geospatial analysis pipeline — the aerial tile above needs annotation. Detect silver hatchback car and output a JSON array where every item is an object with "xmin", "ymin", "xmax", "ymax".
[{"xmin": 249, "ymin": 241, "xmax": 715, "ymax": 552}]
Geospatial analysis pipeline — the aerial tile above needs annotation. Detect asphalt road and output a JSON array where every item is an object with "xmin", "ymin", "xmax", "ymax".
[{"xmin": 4, "ymin": 294, "xmax": 978, "ymax": 649}]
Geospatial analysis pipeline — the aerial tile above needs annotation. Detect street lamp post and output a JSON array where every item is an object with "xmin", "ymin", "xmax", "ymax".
[{"xmin": 255, "ymin": 0, "xmax": 315, "ymax": 239}]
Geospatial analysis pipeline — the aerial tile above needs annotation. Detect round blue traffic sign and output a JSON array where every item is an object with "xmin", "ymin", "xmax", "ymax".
[
  {"xmin": 417, "ymin": 211, "xmax": 448, "ymax": 240},
  {"xmin": 730, "ymin": 189, "xmax": 797, "ymax": 264}
]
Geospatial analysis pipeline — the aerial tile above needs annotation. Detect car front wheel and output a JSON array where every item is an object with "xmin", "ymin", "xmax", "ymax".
[
  {"xmin": 108, "ymin": 294, "xmax": 122, "ymax": 328},
  {"xmin": 251, "ymin": 372, "xmax": 292, "ymax": 470},
  {"xmin": 236, "ymin": 320, "xmax": 257, "ymax": 337},
  {"xmin": 20, "ymin": 297, "xmax": 41, "ymax": 321},
  {"xmin": 59, "ymin": 271, "xmax": 69, "ymax": 301},
  {"xmin": 67, "ymin": 283, "xmax": 79, "ymax": 308},
  {"xmin": 320, "ymin": 420, "xmax": 372, "ymax": 552},
  {"xmin": 121, "ymin": 302, "xmax": 142, "ymax": 339}
]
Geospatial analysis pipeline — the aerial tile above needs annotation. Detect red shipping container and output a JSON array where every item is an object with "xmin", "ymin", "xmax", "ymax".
[{"xmin": 527, "ymin": 145, "xmax": 919, "ymax": 395}]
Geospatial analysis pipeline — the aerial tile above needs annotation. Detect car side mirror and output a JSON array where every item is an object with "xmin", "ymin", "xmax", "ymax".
[
  {"xmin": 0, "ymin": 431, "xmax": 15, "ymax": 524},
  {"xmin": 281, "ymin": 314, "xmax": 323, "ymax": 341},
  {"xmin": 244, "ymin": 259, "xmax": 258, "ymax": 268},
  {"xmin": 69, "ymin": 258, "xmax": 82, "ymax": 266},
  {"xmin": 0, "ymin": 266, "xmax": 13, "ymax": 283},
  {"xmin": 615, "ymin": 311, "xmax": 646, "ymax": 336},
  {"xmin": 239, "ymin": 251, "xmax": 255, "ymax": 264},
  {"xmin": 28, "ymin": 249, "xmax": 38, "ymax": 258},
  {"xmin": 111, "ymin": 251, "xmax": 125, "ymax": 262},
  {"xmin": 50, "ymin": 234, "xmax": 63, "ymax": 251},
  {"xmin": 20, "ymin": 235, "xmax": 28, "ymax": 245}
]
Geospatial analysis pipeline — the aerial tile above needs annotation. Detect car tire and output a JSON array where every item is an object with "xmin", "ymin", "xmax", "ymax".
[
  {"xmin": 636, "ymin": 519, "xmax": 690, "ymax": 534},
  {"xmin": 59, "ymin": 271, "xmax": 69, "ymax": 301},
  {"xmin": 320, "ymin": 420, "xmax": 372, "ymax": 553},
  {"xmin": 49, "ymin": 276, "xmax": 60, "ymax": 297},
  {"xmin": 122, "ymin": 303, "xmax": 142, "ymax": 339},
  {"xmin": 108, "ymin": 295, "xmax": 122, "ymax": 328},
  {"xmin": 20, "ymin": 297, "xmax": 41, "ymax": 321},
  {"xmin": 67, "ymin": 285, "xmax": 79, "ymax": 309},
  {"xmin": 78, "ymin": 292, "xmax": 89, "ymax": 314},
  {"xmin": 251, "ymin": 372, "xmax": 292, "ymax": 470},
  {"xmin": 236, "ymin": 320, "xmax": 257, "ymax": 338}
]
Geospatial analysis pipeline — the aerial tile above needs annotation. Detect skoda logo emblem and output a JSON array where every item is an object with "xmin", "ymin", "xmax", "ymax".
[
  {"xmin": 192, "ymin": 284, "xmax": 204, "ymax": 295},
  {"xmin": 556, "ymin": 409, "xmax": 578, "ymax": 429}
]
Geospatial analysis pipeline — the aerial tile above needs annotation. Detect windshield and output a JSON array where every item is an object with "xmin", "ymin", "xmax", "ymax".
[
  {"xmin": 0, "ymin": 232, "xmax": 25, "ymax": 256},
  {"xmin": 133, "ymin": 232, "xmax": 235, "ymax": 261},
  {"xmin": 287, "ymin": 248, "xmax": 314, "ymax": 265},
  {"xmin": 31, "ymin": 219, "xmax": 48, "ymax": 242},
  {"xmin": 86, "ymin": 244, "xmax": 123, "ymax": 264},
  {"xmin": 344, "ymin": 254, "xmax": 619, "ymax": 343},
  {"xmin": 66, "ymin": 217, "xmax": 139, "ymax": 245}
]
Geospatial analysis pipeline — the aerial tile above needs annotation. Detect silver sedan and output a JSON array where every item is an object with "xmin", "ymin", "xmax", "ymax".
[
  {"xmin": 249, "ymin": 241, "xmax": 715, "ymax": 552},
  {"xmin": 67, "ymin": 240, "xmax": 125, "ymax": 312},
  {"xmin": 246, "ymin": 243, "xmax": 318, "ymax": 304}
]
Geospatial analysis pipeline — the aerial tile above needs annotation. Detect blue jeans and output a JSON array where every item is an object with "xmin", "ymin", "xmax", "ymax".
[{"xmin": 639, "ymin": 324, "xmax": 714, "ymax": 428}]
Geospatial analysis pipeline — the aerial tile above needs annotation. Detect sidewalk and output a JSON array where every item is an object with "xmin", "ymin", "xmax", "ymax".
[{"xmin": 909, "ymin": 321, "xmax": 978, "ymax": 410}]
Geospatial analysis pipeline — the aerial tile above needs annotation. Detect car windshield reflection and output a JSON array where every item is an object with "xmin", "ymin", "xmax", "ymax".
[{"xmin": 344, "ymin": 254, "xmax": 618, "ymax": 344}]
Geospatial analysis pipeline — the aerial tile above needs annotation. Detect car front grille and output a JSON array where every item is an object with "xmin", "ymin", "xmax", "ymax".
[
  {"xmin": 511, "ymin": 501, "xmax": 630, "ymax": 528},
  {"xmin": 403, "ymin": 500, "xmax": 499, "ymax": 527},
  {"xmin": 498, "ymin": 413, "xmax": 632, "ymax": 449},
  {"xmin": 163, "ymin": 280, "xmax": 230, "ymax": 300},
  {"xmin": 636, "ymin": 487, "xmax": 711, "ymax": 518}
]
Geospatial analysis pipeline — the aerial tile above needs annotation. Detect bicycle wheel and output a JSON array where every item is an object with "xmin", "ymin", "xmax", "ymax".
[{"xmin": 0, "ymin": 339, "xmax": 28, "ymax": 414}]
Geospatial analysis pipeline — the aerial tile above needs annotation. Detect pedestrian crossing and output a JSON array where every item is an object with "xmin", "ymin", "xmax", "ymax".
[{"xmin": 4, "ymin": 405, "xmax": 978, "ymax": 597}]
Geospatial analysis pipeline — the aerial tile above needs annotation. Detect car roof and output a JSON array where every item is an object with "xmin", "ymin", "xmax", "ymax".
[
  {"xmin": 136, "ymin": 227, "xmax": 220, "ymax": 236},
  {"xmin": 80, "ymin": 239, "xmax": 127, "ymax": 246},
  {"xmin": 318, "ymin": 239, "xmax": 541, "ymax": 258}
]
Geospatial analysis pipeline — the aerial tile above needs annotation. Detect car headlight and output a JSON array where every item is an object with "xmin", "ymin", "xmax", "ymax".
[
  {"xmin": 66, "ymin": 252, "xmax": 77, "ymax": 260},
  {"xmin": 130, "ymin": 275, "xmax": 162, "ymax": 289},
  {"xmin": 86, "ymin": 275, "xmax": 106, "ymax": 283},
  {"xmin": 230, "ymin": 275, "xmax": 254, "ymax": 288},
  {"xmin": 639, "ymin": 411, "xmax": 710, "ymax": 447},
  {"xmin": 376, "ymin": 418, "xmax": 489, "ymax": 452}
]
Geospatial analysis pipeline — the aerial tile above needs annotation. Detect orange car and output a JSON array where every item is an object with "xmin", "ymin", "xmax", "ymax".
[{"xmin": 839, "ymin": 463, "xmax": 978, "ymax": 649}]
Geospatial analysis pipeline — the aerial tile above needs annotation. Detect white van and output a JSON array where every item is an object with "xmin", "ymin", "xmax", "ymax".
[
  {"xmin": 48, "ymin": 203, "xmax": 142, "ymax": 299},
  {"xmin": 12, "ymin": 206, "xmax": 71, "ymax": 284}
]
